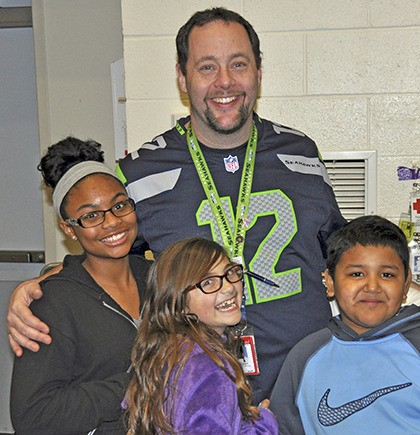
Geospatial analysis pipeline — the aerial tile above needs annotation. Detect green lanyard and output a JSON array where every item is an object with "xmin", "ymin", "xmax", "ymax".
[{"xmin": 187, "ymin": 124, "xmax": 258, "ymax": 260}]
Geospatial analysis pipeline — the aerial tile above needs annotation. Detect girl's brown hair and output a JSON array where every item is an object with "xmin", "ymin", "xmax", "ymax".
[{"xmin": 126, "ymin": 237, "xmax": 259, "ymax": 434}]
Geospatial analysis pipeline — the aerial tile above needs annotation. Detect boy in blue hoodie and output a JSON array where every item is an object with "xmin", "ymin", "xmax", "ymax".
[{"xmin": 270, "ymin": 215, "xmax": 420, "ymax": 434}]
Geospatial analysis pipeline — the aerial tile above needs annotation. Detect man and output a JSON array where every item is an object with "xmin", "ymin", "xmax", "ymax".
[{"xmin": 7, "ymin": 7, "xmax": 346, "ymax": 403}]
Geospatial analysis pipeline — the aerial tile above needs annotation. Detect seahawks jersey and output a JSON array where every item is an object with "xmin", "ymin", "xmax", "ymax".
[{"xmin": 117, "ymin": 113, "xmax": 346, "ymax": 402}]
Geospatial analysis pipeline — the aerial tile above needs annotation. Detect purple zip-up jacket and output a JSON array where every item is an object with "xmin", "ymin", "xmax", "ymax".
[{"xmin": 164, "ymin": 342, "xmax": 278, "ymax": 434}]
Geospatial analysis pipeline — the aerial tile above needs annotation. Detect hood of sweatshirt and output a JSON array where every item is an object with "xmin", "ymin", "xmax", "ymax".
[{"xmin": 328, "ymin": 304, "xmax": 420, "ymax": 342}]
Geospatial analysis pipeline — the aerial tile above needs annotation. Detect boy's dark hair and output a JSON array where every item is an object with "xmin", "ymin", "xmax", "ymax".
[
  {"xmin": 327, "ymin": 215, "xmax": 409, "ymax": 279},
  {"xmin": 176, "ymin": 7, "xmax": 262, "ymax": 76}
]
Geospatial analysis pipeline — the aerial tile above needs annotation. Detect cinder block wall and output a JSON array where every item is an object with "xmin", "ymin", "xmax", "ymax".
[{"xmin": 121, "ymin": 0, "xmax": 420, "ymax": 223}]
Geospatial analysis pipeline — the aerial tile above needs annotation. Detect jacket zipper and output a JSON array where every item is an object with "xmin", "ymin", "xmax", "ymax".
[
  {"xmin": 102, "ymin": 301, "xmax": 138, "ymax": 329},
  {"xmin": 102, "ymin": 301, "xmax": 137, "ymax": 376}
]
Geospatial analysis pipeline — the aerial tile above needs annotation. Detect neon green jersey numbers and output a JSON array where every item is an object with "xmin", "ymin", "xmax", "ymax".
[{"xmin": 196, "ymin": 189, "xmax": 300, "ymax": 305}]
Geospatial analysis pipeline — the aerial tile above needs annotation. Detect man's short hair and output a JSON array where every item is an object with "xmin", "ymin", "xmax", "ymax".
[{"xmin": 176, "ymin": 7, "xmax": 262, "ymax": 76}]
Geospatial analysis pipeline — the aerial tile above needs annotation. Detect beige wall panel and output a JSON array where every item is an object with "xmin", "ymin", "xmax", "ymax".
[
  {"xmin": 257, "ymin": 97, "xmax": 368, "ymax": 152},
  {"xmin": 370, "ymin": 0, "xmax": 420, "ymax": 26},
  {"xmin": 244, "ymin": 0, "xmax": 368, "ymax": 31},
  {"xmin": 370, "ymin": 95, "xmax": 420, "ymax": 156},
  {"xmin": 124, "ymin": 38, "xmax": 179, "ymax": 99},
  {"xmin": 126, "ymin": 100, "xmax": 187, "ymax": 150},
  {"xmin": 122, "ymin": 0, "xmax": 242, "ymax": 35},
  {"xmin": 307, "ymin": 30, "xmax": 420, "ymax": 95},
  {"xmin": 259, "ymin": 33, "xmax": 305, "ymax": 97}
]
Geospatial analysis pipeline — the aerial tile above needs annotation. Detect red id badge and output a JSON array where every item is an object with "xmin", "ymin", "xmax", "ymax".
[{"xmin": 238, "ymin": 327, "xmax": 260, "ymax": 376}]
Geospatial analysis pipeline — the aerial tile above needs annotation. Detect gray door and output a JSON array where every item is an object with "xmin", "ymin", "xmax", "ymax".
[{"xmin": 0, "ymin": 22, "xmax": 45, "ymax": 433}]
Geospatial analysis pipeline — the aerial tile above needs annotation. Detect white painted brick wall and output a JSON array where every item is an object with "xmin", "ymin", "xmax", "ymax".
[{"xmin": 121, "ymin": 0, "xmax": 420, "ymax": 222}]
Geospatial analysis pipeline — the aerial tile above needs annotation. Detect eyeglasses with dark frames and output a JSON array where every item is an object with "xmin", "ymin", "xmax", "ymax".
[
  {"xmin": 188, "ymin": 264, "xmax": 244, "ymax": 294},
  {"xmin": 65, "ymin": 198, "xmax": 136, "ymax": 228}
]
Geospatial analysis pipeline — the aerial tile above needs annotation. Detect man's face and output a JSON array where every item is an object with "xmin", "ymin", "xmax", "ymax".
[{"xmin": 177, "ymin": 20, "xmax": 261, "ymax": 146}]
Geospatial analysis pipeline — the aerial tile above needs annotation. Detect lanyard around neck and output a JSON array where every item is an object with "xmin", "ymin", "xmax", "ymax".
[{"xmin": 187, "ymin": 124, "xmax": 258, "ymax": 259}]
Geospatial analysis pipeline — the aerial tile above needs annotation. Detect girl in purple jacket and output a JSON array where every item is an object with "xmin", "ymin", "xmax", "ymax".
[{"xmin": 126, "ymin": 237, "xmax": 278, "ymax": 434}]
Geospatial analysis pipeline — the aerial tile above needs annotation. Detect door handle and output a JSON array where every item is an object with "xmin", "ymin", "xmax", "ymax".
[{"xmin": 0, "ymin": 251, "xmax": 45, "ymax": 263}]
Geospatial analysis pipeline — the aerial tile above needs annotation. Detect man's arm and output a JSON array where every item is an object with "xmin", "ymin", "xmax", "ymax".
[{"xmin": 7, "ymin": 264, "xmax": 62, "ymax": 356}]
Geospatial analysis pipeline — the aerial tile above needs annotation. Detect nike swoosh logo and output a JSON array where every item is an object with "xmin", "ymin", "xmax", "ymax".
[{"xmin": 317, "ymin": 382, "xmax": 412, "ymax": 426}]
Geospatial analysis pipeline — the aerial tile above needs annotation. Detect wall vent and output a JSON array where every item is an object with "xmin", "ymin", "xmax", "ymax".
[{"xmin": 322, "ymin": 151, "xmax": 377, "ymax": 220}]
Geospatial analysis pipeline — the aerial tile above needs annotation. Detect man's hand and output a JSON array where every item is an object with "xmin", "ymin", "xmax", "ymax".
[{"xmin": 7, "ymin": 264, "xmax": 62, "ymax": 356}]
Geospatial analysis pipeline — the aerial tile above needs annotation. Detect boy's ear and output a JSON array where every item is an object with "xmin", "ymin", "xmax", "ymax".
[
  {"xmin": 324, "ymin": 269, "xmax": 335, "ymax": 299},
  {"xmin": 403, "ymin": 269, "xmax": 412, "ymax": 302}
]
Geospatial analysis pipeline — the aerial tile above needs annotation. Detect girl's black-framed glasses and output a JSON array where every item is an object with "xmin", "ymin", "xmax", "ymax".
[
  {"xmin": 65, "ymin": 198, "xmax": 135, "ymax": 228},
  {"xmin": 187, "ymin": 264, "xmax": 244, "ymax": 294}
]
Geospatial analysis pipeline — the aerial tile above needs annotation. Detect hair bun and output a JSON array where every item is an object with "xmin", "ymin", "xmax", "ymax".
[{"xmin": 38, "ymin": 136, "xmax": 105, "ymax": 188}]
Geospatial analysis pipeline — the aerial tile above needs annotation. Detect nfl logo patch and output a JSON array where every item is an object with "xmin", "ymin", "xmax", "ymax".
[{"xmin": 224, "ymin": 155, "xmax": 240, "ymax": 173}]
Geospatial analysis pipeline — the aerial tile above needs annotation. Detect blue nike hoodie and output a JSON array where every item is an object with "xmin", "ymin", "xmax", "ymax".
[{"xmin": 269, "ymin": 304, "xmax": 420, "ymax": 434}]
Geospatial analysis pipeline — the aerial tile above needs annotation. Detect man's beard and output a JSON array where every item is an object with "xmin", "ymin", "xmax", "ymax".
[{"xmin": 204, "ymin": 104, "xmax": 249, "ymax": 135}]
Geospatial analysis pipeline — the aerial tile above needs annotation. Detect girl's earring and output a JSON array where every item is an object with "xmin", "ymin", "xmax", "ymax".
[{"xmin": 326, "ymin": 290, "xmax": 335, "ymax": 301}]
